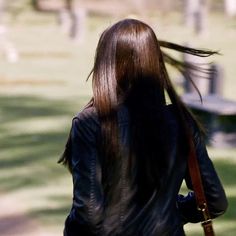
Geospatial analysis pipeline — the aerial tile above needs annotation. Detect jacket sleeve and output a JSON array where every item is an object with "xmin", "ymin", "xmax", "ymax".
[
  {"xmin": 177, "ymin": 124, "xmax": 228, "ymax": 224},
  {"xmin": 64, "ymin": 117, "xmax": 104, "ymax": 236}
]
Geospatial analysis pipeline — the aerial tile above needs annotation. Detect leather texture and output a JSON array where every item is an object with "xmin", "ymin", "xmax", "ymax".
[{"xmin": 63, "ymin": 105, "xmax": 228, "ymax": 236}]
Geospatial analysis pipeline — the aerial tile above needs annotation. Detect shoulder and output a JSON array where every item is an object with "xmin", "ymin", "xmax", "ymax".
[
  {"xmin": 75, "ymin": 106, "xmax": 98, "ymax": 120},
  {"xmin": 74, "ymin": 106, "xmax": 99, "ymax": 127},
  {"xmin": 71, "ymin": 106, "xmax": 100, "ymax": 141}
]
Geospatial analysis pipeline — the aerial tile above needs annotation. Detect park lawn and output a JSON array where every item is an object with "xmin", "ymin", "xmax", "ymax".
[{"xmin": 0, "ymin": 9, "xmax": 235, "ymax": 235}]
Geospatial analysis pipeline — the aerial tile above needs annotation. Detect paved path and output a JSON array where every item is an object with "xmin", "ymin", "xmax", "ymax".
[{"xmin": 0, "ymin": 194, "xmax": 56, "ymax": 236}]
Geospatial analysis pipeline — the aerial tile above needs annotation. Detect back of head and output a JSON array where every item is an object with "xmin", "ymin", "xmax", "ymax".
[
  {"xmin": 92, "ymin": 19, "xmax": 166, "ymax": 114},
  {"xmin": 60, "ymin": 18, "xmax": 216, "ymax": 199}
]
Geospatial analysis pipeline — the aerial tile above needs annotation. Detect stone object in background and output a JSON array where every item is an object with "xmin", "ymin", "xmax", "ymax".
[
  {"xmin": 183, "ymin": 51, "xmax": 210, "ymax": 96},
  {"xmin": 182, "ymin": 94, "xmax": 236, "ymax": 148},
  {"xmin": 182, "ymin": 59, "xmax": 236, "ymax": 148}
]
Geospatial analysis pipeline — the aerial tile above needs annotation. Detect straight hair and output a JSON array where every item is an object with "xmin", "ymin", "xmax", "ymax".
[{"xmin": 59, "ymin": 19, "xmax": 217, "ymax": 200}]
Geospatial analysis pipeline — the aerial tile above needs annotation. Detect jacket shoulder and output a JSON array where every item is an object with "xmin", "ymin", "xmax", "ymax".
[
  {"xmin": 74, "ymin": 106, "xmax": 99, "ymax": 126},
  {"xmin": 71, "ymin": 106, "xmax": 100, "ymax": 142}
]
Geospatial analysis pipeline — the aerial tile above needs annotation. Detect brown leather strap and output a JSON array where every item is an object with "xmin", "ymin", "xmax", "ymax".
[{"xmin": 188, "ymin": 140, "xmax": 215, "ymax": 236}]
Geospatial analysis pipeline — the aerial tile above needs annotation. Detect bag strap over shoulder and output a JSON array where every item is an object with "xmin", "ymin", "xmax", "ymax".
[{"xmin": 188, "ymin": 139, "xmax": 215, "ymax": 236}]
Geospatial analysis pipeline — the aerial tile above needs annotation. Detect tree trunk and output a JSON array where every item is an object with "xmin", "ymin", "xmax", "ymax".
[
  {"xmin": 60, "ymin": 0, "xmax": 86, "ymax": 42},
  {"xmin": 69, "ymin": 7, "xmax": 86, "ymax": 42},
  {"xmin": 195, "ymin": 0, "xmax": 208, "ymax": 35},
  {"xmin": 183, "ymin": 0, "xmax": 208, "ymax": 36},
  {"xmin": 183, "ymin": 0, "xmax": 199, "ymax": 27}
]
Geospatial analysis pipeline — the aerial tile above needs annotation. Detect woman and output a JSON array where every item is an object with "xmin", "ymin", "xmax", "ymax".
[{"xmin": 59, "ymin": 19, "xmax": 227, "ymax": 236}]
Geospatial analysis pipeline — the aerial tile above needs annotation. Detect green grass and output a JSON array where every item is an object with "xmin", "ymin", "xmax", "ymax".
[
  {"xmin": 184, "ymin": 157, "xmax": 236, "ymax": 235},
  {"xmin": 0, "ymin": 9, "xmax": 236, "ymax": 235}
]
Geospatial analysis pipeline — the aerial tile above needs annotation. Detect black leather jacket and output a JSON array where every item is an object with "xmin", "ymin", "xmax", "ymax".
[{"xmin": 63, "ymin": 105, "xmax": 228, "ymax": 236}]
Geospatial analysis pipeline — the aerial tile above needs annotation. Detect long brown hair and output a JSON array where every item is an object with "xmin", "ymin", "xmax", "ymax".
[{"xmin": 59, "ymin": 19, "xmax": 217, "ymax": 196}]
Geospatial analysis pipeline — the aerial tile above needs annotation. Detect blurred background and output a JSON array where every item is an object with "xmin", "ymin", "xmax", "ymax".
[{"xmin": 0, "ymin": 0, "xmax": 235, "ymax": 235}]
